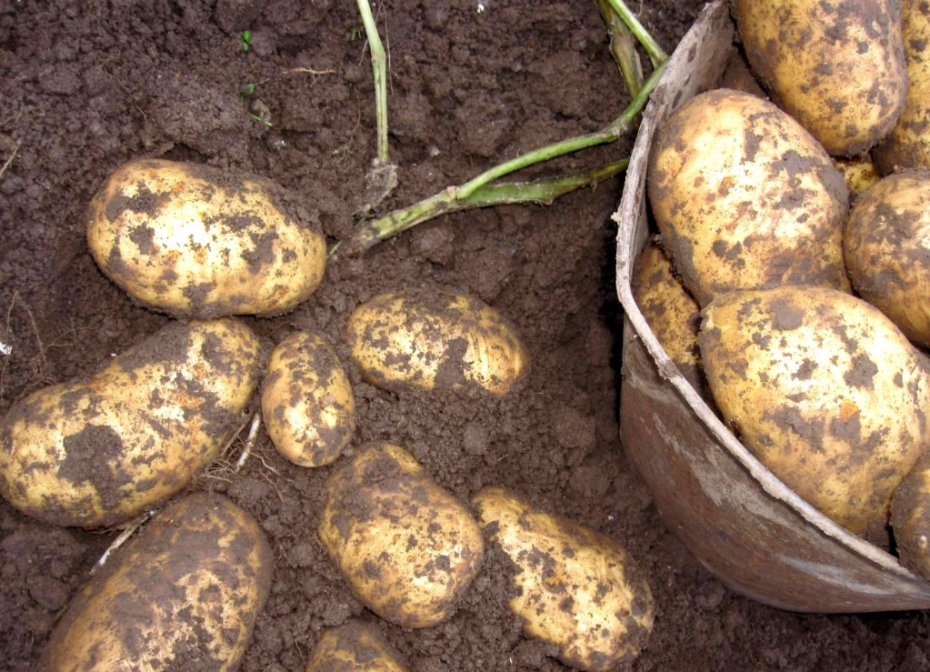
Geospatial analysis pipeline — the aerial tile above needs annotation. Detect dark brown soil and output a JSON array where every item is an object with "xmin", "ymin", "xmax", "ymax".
[{"xmin": 1, "ymin": 1, "xmax": 929, "ymax": 671}]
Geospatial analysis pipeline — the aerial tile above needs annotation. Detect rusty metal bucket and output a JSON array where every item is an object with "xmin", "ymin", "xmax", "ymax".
[{"xmin": 615, "ymin": 0, "xmax": 930, "ymax": 612}]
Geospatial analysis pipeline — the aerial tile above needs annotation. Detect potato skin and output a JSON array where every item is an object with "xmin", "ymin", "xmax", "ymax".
[
  {"xmin": 318, "ymin": 442, "xmax": 484, "ymax": 628},
  {"xmin": 735, "ymin": 0, "xmax": 908, "ymax": 157},
  {"xmin": 891, "ymin": 456, "xmax": 930, "ymax": 581},
  {"xmin": 845, "ymin": 171, "xmax": 930, "ymax": 347},
  {"xmin": 305, "ymin": 621, "xmax": 409, "ymax": 672},
  {"xmin": 87, "ymin": 159, "xmax": 326, "ymax": 318},
  {"xmin": 833, "ymin": 153, "xmax": 881, "ymax": 195},
  {"xmin": 472, "ymin": 487, "xmax": 655, "ymax": 672},
  {"xmin": 874, "ymin": 0, "xmax": 930, "ymax": 173},
  {"xmin": 261, "ymin": 332, "xmax": 356, "ymax": 467},
  {"xmin": 38, "ymin": 493, "xmax": 273, "ymax": 672},
  {"xmin": 0, "ymin": 319, "xmax": 260, "ymax": 528},
  {"xmin": 346, "ymin": 289, "xmax": 530, "ymax": 396},
  {"xmin": 700, "ymin": 286, "xmax": 929, "ymax": 534},
  {"xmin": 648, "ymin": 89, "xmax": 850, "ymax": 307},
  {"xmin": 718, "ymin": 50, "xmax": 767, "ymax": 100}
]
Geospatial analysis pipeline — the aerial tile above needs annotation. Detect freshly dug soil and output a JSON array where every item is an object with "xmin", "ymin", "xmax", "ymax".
[{"xmin": 1, "ymin": 1, "xmax": 929, "ymax": 671}]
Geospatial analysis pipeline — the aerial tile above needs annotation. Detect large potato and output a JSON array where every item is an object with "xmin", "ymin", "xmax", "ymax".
[
  {"xmin": 734, "ymin": 0, "xmax": 907, "ymax": 157},
  {"xmin": 87, "ymin": 159, "xmax": 326, "ymax": 318},
  {"xmin": 261, "ymin": 332, "xmax": 356, "ymax": 467},
  {"xmin": 0, "ymin": 319, "xmax": 260, "ymax": 528},
  {"xmin": 891, "ymin": 456, "xmax": 930, "ymax": 581},
  {"xmin": 648, "ymin": 89, "xmax": 850, "ymax": 307},
  {"xmin": 700, "ymin": 286, "xmax": 929, "ymax": 534},
  {"xmin": 318, "ymin": 442, "xmax": 484, "ymax": 628},
  {"xmin": 39, "ymin": 493, "xmax": 273, "ymax": 672},
  {"xmin": 874, "ymin": 0, "xmax": 930, "ymax": 172},
  {"xmin": 306, "ymin": 621, "xmax": 409, "ymax": 672},
  {"xmin": 845, "ymin": 171, "xmax": 930, "ymax": 347},
  {"xmin": 346, "ymin": 289, "xmax": 530, "ymax": 396},
  {"xmin": 472, "ymin": 487, "xmax": 655, "ymax": 672}
]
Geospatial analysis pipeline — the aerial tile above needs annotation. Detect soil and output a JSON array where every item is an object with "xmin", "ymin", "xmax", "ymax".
[{"xmin": 1, "ymin": 1, "xmax": 929, "ymax": 672}]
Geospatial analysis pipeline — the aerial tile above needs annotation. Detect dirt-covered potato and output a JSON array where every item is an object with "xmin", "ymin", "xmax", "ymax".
[
  {"xmin": 845, "ymin": 171, "xmax": 930, "ymax": 347},
  {"xmin": 648, "ymin": 89, "xmax": 850, "ymax": 307},
  {"xmin": 306, "ymin": 621, "xmax": 409, "ymax": 672},
  {"xmin": 700, "ymin": 286, "xmax": 929, "ymax": 534},
  {"xmin": 318, "ymin": 442, "xmax": 484, "ymax": 628},
  {"xmin": 472, "ymin": 487, "xmax": 654, "ymax": 672},
  {"xmin": 875, "ymin": 0, "xmax": 930, "ymax": 173},
  {"xmin": 39, "ymin": 493, "xmax": 273, "ymax": 672},
  {"xmin": 261, "ymin": 332, "xmax": 356, "ymax": 467},
  {"xmin": 87, "ymin": 159, "xmax": 326, "ymax": 318},
  {"xmin": 346, "ymin": 289, "xmax": 530, "ymax": 396},
  {"xmin": 0, "ymin": 319, "xmax": 260, "ymax": 528},
  {"xmin": 734, "ymin": 0, "xmax": 907, "ymax": 157},
  {"xmin": 891, "ymin": 456, "xmax": 930, "ymax": 581},
  {"xmin": 834, "ymin": 153, "xmax": 881, "ymax": 195},
  {"xmin": 718, "ymin": 49, "xmax": 767, "ymax": 99}
]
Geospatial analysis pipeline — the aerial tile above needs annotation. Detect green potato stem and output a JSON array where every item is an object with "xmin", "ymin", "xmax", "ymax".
[
  {"xmin": 596, "ymin": 0, "xmax": 645, "ymax": 98},
  {"xmin": 356, "ymin": 0, "xmax": 389, "ymax": 165}
]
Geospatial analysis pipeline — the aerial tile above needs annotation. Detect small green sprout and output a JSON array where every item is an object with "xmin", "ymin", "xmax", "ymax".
[
  {"xmin": 241, "ymin": 30, "xmax": 252, "ymax": 51},
  {"xmin": 349, "ymin": 27, "xmax": 362, "ymax": 41},
  {"xmin": 248, "ymin": 113, "xmax": 272, "ymax": 130},
  {"xmin": 239, "ymin": 83, "xmax": 256, "ymax": 98}
]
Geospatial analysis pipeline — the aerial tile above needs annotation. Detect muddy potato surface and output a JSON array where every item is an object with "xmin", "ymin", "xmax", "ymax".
[
  {"xmin": 318, "ymin": 442, "xmax": 485, "ymax": 628},
  {"xmin": 39, "ymin": 493, "xmax": 273, "ymax": 672},
  {"xmin": 891, "ymin": 455, "xmax": 930, "ymax": 581},
  {"xmin": 346, "ymin": 289, "xmax": 530, "ymax": 396},
  {"xmin": 834, "ymin": 153, "xmax": 881, "ymax": 195},
  {"xmin": 718, "ymin": 50, "xmax": 767, "ymax": 99},
  {"xmin": 472, "ymin": 487, "xmax": 655, "ymax": 672},
  {"xmin": 261, "ymin": 332, "xmax": 356, "ymax": 467},
  {"xmin": 648, "ymin": 89, "xmax": 850, "ymax": 307},
  {"xmin": 735, "ymin": 0, "xmax": 907, "ymax": 157},
  {"xmin": 700, "ymin": 286, "xmax": 929, "ymax": 534},
  {"xmin": 305, "ymin": 621, "xmax": 409, "ymax": 672},
  {"xmin": 0, "ymin": 319, "xmax": 260, "ymax": 527},
  {"xmin": 87, "ymin": 159, "xmax": 326, "ymax": 318},
  {"xmin": 875, "ymin": 0, "xmax": 930, "ymax": 172},
  {"xmin": 845, "ymin": 171, "xmax": 930, "ymax": 347}
]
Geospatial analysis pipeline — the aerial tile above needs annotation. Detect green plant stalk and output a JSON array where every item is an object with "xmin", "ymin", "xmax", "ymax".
[
  {"xmin": 337, "ymin": 160, "xmax": 629, "ymax": 255},
  {"xmin": 356, "ymin": 0, "xmax": 389, "ymax": 164},
  {"xmin": 596, "ymin": 0, "xmax": 644, "ymax": 98},
  {"xmin": 604, "ymin": 0, "xmax": 667, "ymax": 67}
]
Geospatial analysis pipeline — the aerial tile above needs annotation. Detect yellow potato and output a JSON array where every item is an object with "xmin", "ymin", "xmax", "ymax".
[
  {"xmin": 261, "ymin": 332, "xmax": 356, "ymax": 467},
  {"xmin": 700, "ymin": 286, "xmax": 929, "ymax": 534},
  {"xmin": 472, "ymin": 487, "xmax": 655, "ymax": 672},
  {"xmin": 318, "ymin": 442, "xmax": 484, "ymax": 628},
  {"xmin": 346, "ymin": 289, "xmax": 530, "ymax": 396},
  {"xmin": 845, "ymin": 171, "xmax": 930, "ymax": 347},
  {"xmin": 874, "ymin": 0, "xmax": 930, "ymax": 172},
  {"xmin": 648, "ymin": 89, "xmax": 850, "ymax": 307},
  {"xmin": 306, "ymin": 621, "xmax": 409, "ymax": 672},
  {"xmin": 833, "ymin": 153, "xmax": 881, "ymax": 195},
  {"xmin": 735, "ymin": 0, "xmax": 908, "ymax": 156},
  {"xmin": 891, "ymin": 455, "xmax": 930, "ymax": 581},
  {"xmin": 40, "ymin": 493, "xmax": 273, "ymax": 672},
  {"xmin": 0, "ymin": 319, "xmax": 260, "ymax": 527},
  {"xmin": 87, "ymin": 159, "xmax": 326, "ymax": 318}
]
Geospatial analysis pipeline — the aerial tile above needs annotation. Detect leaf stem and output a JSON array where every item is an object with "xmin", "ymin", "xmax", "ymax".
[
  {"xmin": 604, "ymin": 0, "xmax": 668, "ymax": 67},
  {"xmin": 356, "ymin": 0, "xmax": 390, "ymax": 164}
]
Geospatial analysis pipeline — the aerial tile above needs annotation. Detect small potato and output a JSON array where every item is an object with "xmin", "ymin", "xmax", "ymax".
[
  {"xmin": 648, "ymin": 89, "xmax": 850, "ymax": 307},
  {"xmin": 0, "ymin": 319, "xmax": 260, "ymax": 528},
  {"xmin": 306, "ymin": 621, "xmax": 409, "ymax": 672},
  {"xmin": 700, "ymin": 286, "xmax": 929, "ymax": 534},
  {"xmin": 87, "ymin": 159, "xmax": 326, "ymax": 318},
  {"xmin": 845, "ymin": 171, "xmax": 930, "ymax": 347},
  {"xmin": 891, "ymin": 456, "xmax": 930, "ymax": 581},
  {"xmin": 39, "ymin": 493, "xmax": 273, "ymax": 672},
  {"xmin": 472, "ymin": 487, "xmax": 655, "ymax": 672},
  {"xmin": 346, "ymin": 289, "xmax": 530, "ymax": 396},
  {"xmin": 833, "ymin": 153, "xmax": 881, "ymax": 195},
  {"xmin": 261, "ymin": 332, "xmax": 356, "ymax": 467},
  {"xmin": 735, "ymin": 0, "xmax": 907, "ymax": 156},
  {"xmin": 318, "ymin": 442, "xmax": 484, "ymax": 628}
]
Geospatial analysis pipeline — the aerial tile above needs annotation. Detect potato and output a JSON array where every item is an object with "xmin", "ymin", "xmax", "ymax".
[
  {"xmin": 845, "ymin": 171, "xmax": 930, "ymax": 347},
  {"xmin": 346, "ymin": 289, "xmax": 530, "ymax": 396},
  {"xmin": 718, "ymin": 50, "xmax": 767, "ymax": 99},
  {"xmin": 39, "ymin": 493, "xmax": 273, "ymax": 672},
  {"xmin": 87, "ymin": 159, "xmax": 326, "ymax": 318},
  {"xmin": 699, "ymin": 286, "xmax": 929, "ymax": 534},
  {"xmin": 648, "ymin": 89, "xmax": 850, "ymax": 307},
  {"xmin": 734, "ymin": 0, "xmax": 908, "ymax": 157},
  {"xmin": 891, "ymin": 456, "xmax": 930, "ymax": 581},
  {"xmin": 472, "ymin": 487, "xmax": 655, "ymax": 672},
  {"xmin": 306, "ymin": 621, "xmax": 409, "ymax": 672},
  {"xmin": 318, "ymin": 442, "xmax": 484, "ymax": 628},
  {"xmin": 261, "ymin": 332, "xmax": 356, "ymax": 467},
  {"xmin": 833, "ymin": 153, "xmax": 881, "ymax": 195},
  {"xmin": 0, "ymin": 319, "xmax": 260, "ymax": 528},
  {"xmin": 874, "ymin": 0, "xmax": 930, "ymax": 173}
]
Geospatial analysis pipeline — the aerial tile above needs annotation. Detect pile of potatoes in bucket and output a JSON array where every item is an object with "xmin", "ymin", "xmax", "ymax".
[
  {"xmin": 0, "ymin": 168, "xmax": 653, "ymax": 665},
  {"xmin": 638, "ymin": 0, "xmax": 930, "ymax": 575}
]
